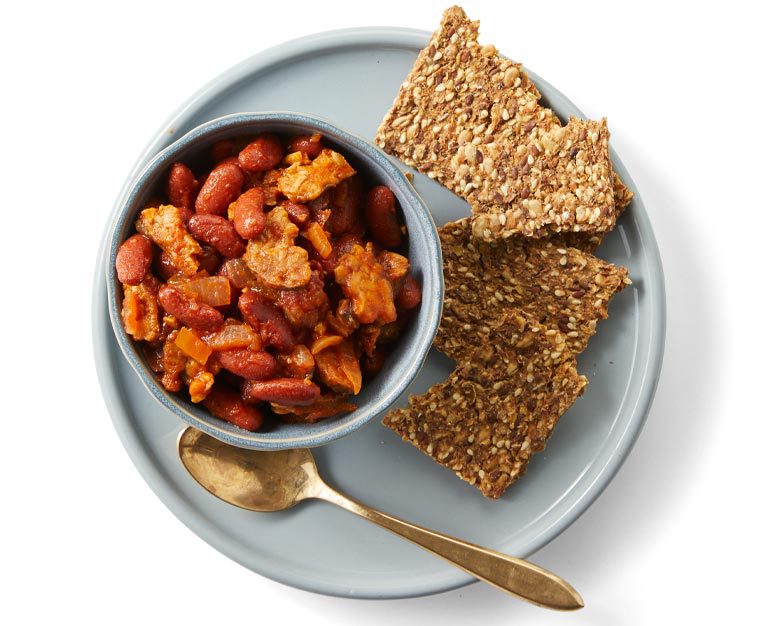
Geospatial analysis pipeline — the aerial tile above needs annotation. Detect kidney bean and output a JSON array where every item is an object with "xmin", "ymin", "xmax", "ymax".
[
  {"xmin": 210, "ymin": 139, "xmax": 236, "ymax": 163},
  {"xmin": 334, "ymin": 233, "xmax": 365, "ymax": 259},
  {"xmin": 231, "ymin": 188, "xmax": 266, "ymax": 239},
  {"xmin": 242, "ymin": 378, "xmax": 321, "ymax": 406},
  {"xmin": 216, "ymin": 348, "xmax": 277, "ymax": 380},
  {"xmin": 116, "ymin": 234, "xmax": 153, "ymax": 285},
  {"xmin": 195, "ymin": 161, "xmax": 244, "ymax": 215},
  {"xmin": 158, "ymin": 284, "xmax": 224, "ymax": 332},
  {"xmin": 238, "ymin": 290, "xmax": 295, "ymax": 352},
  {"xmin": 203, "ymin": 388, "xmax": 263, "ymax": 430},
  {"xmin": 238, "ymin": 134, "xmax": 283, "ymax": 172},
  {"xmin": 365, "ymin": 186, "xmax": 401, "ymax": 248},
  {"xmin": 166, "ymin": 163, "xmax": 199, "ymax": 211},
  {"xmin": 327, "ymin": 176, "xmax": 363, "ymax": 236},
  {"xmin": 187, "ymin": 214, "xmax": 245, "ymax": 259},
  {"xmin": 396, "ymin": 274, "xmax": 422, "ymax": 310},
  {"xmin": 283, "ymin": 201, "xmax": 310, "ymax": 226},
  {"xmin": 178, "ymin": 207, "xmax": 194, "ymax": 226},
  {"xmin": 154, "ymin": 250, "xmax": 178, "ymax": 280},
  {"xmin": 219, "ymin": 156, "xmax": 241, "ymax": 167},
  {"xmin": 287, "ymin": 134, "xmax": 323, "ymax": 159},
  {"xmin": 198, "ymin": 245, "xmax": 222, "ymax": 275}
]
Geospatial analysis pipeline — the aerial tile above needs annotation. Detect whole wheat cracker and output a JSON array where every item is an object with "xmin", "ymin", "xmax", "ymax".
[
  {"xmin": 435, "ymin": 218, "xmax": 630, "ymax": 359},
  {"xmin": 375, "ymin": 6, "xmax": 630, "ymax": 240},
  {"xmin": 383, "ymin": 310, "xmax": 587, "ymax": 498}
]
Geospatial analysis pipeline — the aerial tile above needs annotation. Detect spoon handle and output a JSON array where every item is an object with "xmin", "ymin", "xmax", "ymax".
[{"xmin": 315, "ymin": 484, "xmax": 583, "ymax": 610}]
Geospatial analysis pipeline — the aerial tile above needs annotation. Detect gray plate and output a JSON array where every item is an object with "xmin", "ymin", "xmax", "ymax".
[{"xmin": 92, "ymin": 27, "xmax": 665, "ymax": 599}]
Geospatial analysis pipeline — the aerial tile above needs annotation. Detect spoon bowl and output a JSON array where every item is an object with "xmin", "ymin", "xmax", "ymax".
[
  {"xmin": 179, "ymin": 428, "xmax": 320, "ymax": 512},
  {"xmin": 178, "ymin": 427, "xmax": 584, "ymax": 610}
]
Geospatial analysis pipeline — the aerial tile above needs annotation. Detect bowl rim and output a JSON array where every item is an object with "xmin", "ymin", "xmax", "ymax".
[{"xmin": 105, "ymin": 111, "xmax": 444, "ymax": 450}]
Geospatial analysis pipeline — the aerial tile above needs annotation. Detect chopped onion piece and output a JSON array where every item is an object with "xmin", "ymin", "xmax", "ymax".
[
  {"xmin": 203, "ymin": 322, "xmax": 261, "ymax": 351},
  {"xmin": 180, "ymin": 276, "xmax": 231, "ymax": 307}
]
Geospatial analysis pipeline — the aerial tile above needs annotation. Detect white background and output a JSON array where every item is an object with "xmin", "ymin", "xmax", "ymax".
[{"xmin": 2, "ymin": 1, "xmax": 767, "ymax": 624}]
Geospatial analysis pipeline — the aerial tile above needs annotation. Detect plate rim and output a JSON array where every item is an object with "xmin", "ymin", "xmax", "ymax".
[{"xmin": 92, "ymin": 26, "xmax": 666, "ymax": 599}]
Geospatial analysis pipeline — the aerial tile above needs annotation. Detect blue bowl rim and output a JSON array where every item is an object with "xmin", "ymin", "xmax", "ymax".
[{"xmin": 105, "ymin": 111, "xmax": 444, "ymax": 450}]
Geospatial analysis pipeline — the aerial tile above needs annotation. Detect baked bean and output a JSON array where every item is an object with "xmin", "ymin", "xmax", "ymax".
[
  {"xmin": 327, "ymin": 176, "xmax": 362, "ymax": 236},
  {"xmin": 198, "ymin": 245, "xmax": 222, "ymax": 275},
  {"xmin": 195, "ymin": 161, "xmax": 244, "ymax": 215},
  {"xmin": 231, "ymin": 188, "xmax": 266, "ymax": 239},
  {"xmin": 365, "ymin": 186, "xmax": 401, "ymax": 248},
  {"xmin": 203, "ymin": 388, "xmax": 263, "ymax": 430},
  {"xmin": 238, "ymin": 134, "xmax": 283, "ymax": 172},
  {"xmin": 187, "ymin": 214, "xmax": 245, "ymax": 259},
  {"xmin": 242, "ymin": 378, "xmax": 321, "ymax": 406},
  {"xmin": 116, "ymin": 234, "xmax": 152, "ymax": 285},
  {"xmin": 216, "ymin": 348, "xmax": 277, "ymax": 380},
  {"xmin": 238, "ymin": 290, "xmax": 296, "ymax": 352},
  {"xmin": 210, "ymin": 139, "xmax": 236, "ymax": 164},
  {"xmin": 396, "ymin": 274, "xmax": 422, "ymax": 310},
  {"xmin": 158, "ymin": 284, "xmax": 224, "ymax": 332},
  {"xmin": 287, "ymin": 134, "xmax": 323, "ymax": 159},
  {"xmin": 166, "ymin": 163, "xmax": 199, "ymax": 211},
  {"xmin": 283, "ymin": 201, "xmax": 310, "ymax": 226}
]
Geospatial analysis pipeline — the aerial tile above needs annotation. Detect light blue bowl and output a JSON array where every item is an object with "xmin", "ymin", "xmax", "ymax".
[{"xmin": 106, "ymin": 112, "xmax": 443, "ymax": 450}]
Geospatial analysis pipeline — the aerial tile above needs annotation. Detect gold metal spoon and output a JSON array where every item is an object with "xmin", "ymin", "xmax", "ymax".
[{"xmin": 178, "ymin": 427, "xmax": 583, "ymax": 610}]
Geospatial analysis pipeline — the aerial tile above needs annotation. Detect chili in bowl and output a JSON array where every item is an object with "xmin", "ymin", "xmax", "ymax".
[{"xmin": 107, "ymin": 113, "xmax": 443, "ymax": 450}]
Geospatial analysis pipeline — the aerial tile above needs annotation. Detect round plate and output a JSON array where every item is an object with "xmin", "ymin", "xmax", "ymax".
[{"xmin": 93, "ymin": 27, "xmax": 665, "ymax": 599}]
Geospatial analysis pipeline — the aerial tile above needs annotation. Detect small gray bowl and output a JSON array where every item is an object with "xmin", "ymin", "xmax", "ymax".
[{"xmin": 106, "ymin": 112, "xmax": 443, "ymax": 450}]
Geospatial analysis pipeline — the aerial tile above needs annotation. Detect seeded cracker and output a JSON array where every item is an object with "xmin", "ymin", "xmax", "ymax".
[
  {"xmin": 375, "ymin": 6, "xmax": 631, "ymax": 240},
  {"xmin": 435, "ymin": 218, "xmax": 630, "ymax": 358},
  {"xmin": 383, "ymin": 311, "xmax": 587, "ymax": 499}
]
